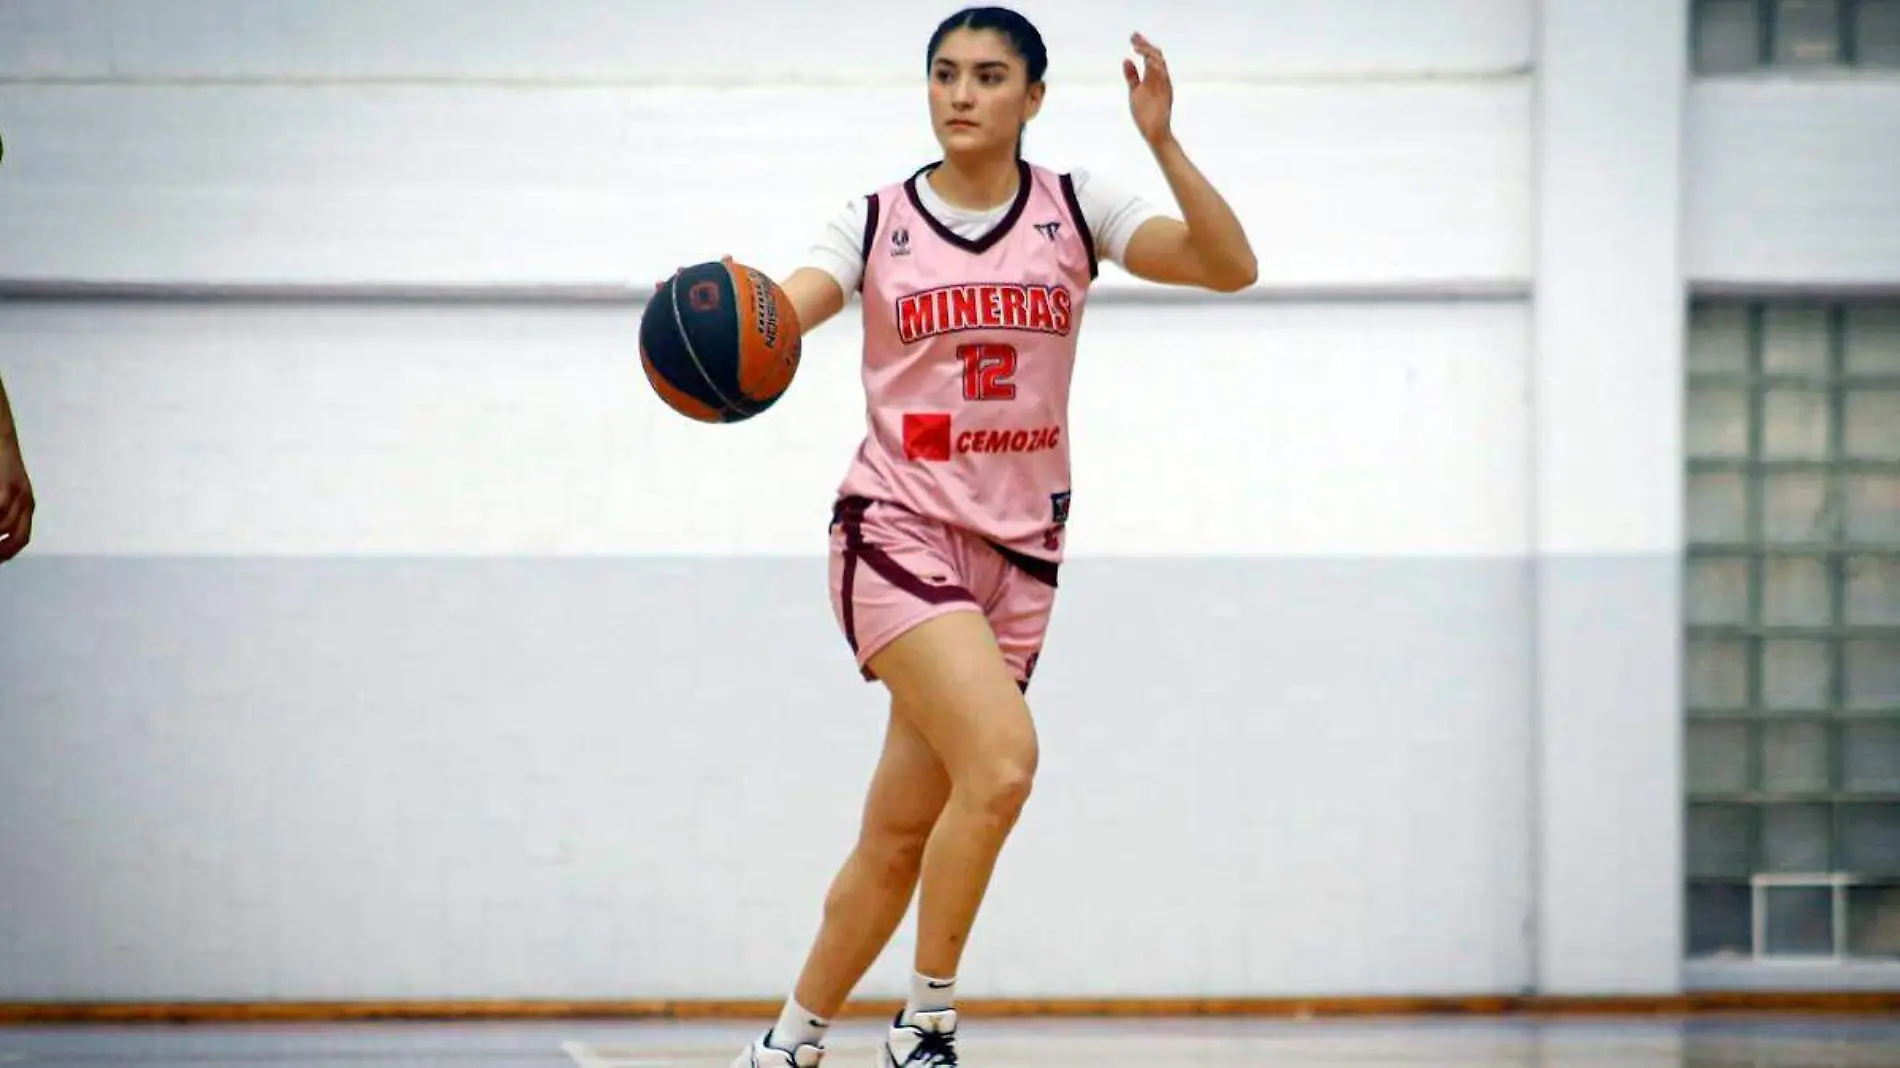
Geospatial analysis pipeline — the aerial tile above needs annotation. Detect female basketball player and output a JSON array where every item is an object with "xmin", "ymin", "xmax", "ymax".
[{"xmin": 726, "ymin": 8, "xmax": 1255, "ymax": 1066}]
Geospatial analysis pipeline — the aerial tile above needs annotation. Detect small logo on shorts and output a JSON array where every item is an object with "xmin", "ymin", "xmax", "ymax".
[{"xmin": 1044, "ymin": 490, "xmax": 1071, "ymax": 550}]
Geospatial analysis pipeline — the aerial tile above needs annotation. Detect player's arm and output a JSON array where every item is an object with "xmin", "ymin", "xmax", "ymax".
[
  {"xmin": 1120, "ymin": 182, "xmax": 1256, "ymax": 293},
  {"xmin": 680, "ymin": 198, "xmax": 859, "ymax": 337},
  {"xmin": 776, "ymin": 266, "xmax": 847, "ymax": 337},
  {"xmin": 1116, "ymin": 33, "xmax": 1257, "ymax": 294},
  {"xmin": 0, "ymin": 373, "xmax": 36, "ymax": 563}
]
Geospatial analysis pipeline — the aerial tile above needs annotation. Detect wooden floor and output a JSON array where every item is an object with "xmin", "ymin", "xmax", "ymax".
[{"xmin": 3, "ymin": 1016, "xmax": 1900, "ymax": 1067}]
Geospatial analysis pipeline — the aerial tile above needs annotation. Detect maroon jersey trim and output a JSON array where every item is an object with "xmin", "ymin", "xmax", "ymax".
[
  {"xmin": 858, "ymin": 191, "xmax": 882, "ymax": 294},
  {"xmin": 1057, "ymin": 172, "xmax": 1099, "ymax": 281},
  {"xmin": 902, "ymin": 159, "xmax": 1035, "ymax": 255}
]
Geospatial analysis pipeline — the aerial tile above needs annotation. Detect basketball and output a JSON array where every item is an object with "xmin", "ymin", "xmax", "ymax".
[{"xmin": 640, "ymin": 258, "xmax": 803, "ymax": 422}]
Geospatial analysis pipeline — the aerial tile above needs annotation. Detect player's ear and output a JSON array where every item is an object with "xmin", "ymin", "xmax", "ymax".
[{"xmin": 1023, "ymin": 81, "xmax": 1045, "ymax": 120}]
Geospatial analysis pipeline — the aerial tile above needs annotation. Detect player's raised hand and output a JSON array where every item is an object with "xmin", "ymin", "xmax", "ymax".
[{"xmin": 1123, "ymin": 32, "xmax": 1175, "ymax": 148}]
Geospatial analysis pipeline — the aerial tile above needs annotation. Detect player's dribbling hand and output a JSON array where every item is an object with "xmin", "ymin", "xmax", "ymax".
[
  {"xmin": 1122, "ymin": 32, "xmax": 1175, "ymax": 149},
  {"xmin": 0, "ymin": 436, "xmax": 34, "ymax": 564}
]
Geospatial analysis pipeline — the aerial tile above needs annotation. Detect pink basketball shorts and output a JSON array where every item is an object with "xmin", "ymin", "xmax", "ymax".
[{"xmin": 827, "ymin": 495, "xmax": 1059, "ymax": 691}]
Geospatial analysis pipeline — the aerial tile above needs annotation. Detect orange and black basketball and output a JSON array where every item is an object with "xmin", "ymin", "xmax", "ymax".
[{"xmin": 640, "ymin": 258, "xmax": 803, "ymax": 423}]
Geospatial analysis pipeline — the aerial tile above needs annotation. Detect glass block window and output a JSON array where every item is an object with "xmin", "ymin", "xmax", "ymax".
[
  {"xmin": 1685, "ymin": 301, "xmax": 1900, "ymax": 961},
  {"xmin": 1693, "ymin": 0, "xmax": 1900, "ymax": 71}
]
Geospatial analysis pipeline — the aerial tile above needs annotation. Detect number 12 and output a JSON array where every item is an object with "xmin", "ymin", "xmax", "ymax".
[{"xmin": 958, "ymin": 343, "xmax": 1018, "ymax": 401}]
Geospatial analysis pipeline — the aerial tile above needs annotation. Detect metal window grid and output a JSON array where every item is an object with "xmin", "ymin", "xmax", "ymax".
[
  {"xmin": 1692, "ymin": 0, "xmax": 1900, "ymax": 71},
  {"xmin": 1684, "ymin": 300, "xmax": 1900, "ymax": 962}
]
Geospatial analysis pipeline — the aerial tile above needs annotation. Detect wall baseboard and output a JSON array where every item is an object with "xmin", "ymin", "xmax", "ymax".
[{"xmin": 5, "ymin": 993, "xmax": 1899, "ymax": 1026}]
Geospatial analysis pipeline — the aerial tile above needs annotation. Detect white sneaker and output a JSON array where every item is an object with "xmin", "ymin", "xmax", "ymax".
[
  {"xmin": 730, "ymin": 1028, "xmax": 825, "ymax": 1068},
  {"xmin": 879, "ymin": 1008, "xmax": 959, "ymax": 1067}
]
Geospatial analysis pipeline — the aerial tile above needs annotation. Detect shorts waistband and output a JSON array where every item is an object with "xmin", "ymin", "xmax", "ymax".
[{"xmin": 831, "ymin": 495, "xmax": 1059, "ymax": 589}]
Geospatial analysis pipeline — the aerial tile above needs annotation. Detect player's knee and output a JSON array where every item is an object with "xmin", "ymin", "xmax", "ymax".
[
  {"xmin": 964, "ymin": 739, "xmax": 1038, "ymax": 823},
  {"xmin": 857, "ymin": 810, "xmax": 939, "ymax": 888},
  {"xmin": 986, "ymin": 758, "xmax": 1036, "ymax": 822}
]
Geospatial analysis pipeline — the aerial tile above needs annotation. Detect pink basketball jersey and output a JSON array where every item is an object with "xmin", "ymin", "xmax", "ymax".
[{"xmin": 836, "ymin": 161, "xmax": 1098, "ymax": 563}]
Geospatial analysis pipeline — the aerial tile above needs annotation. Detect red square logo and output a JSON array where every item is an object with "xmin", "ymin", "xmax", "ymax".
[{"xmin": 903, "ymin": 412, "xmax": 953, "ymax": 462}]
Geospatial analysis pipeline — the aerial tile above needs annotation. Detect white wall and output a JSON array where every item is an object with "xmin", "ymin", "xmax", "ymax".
[
  {"xmin": 0, "ymin": 298, "xmax": 1537, "ymax": 1001},
  {"xmin": 1530, "ymin": 0, "xmax": 1687, "ymax": 996},
  {"xmin": 0, "ymin": 0, "xmax": 1533, "ymax": 82},
  {"xmin": 0, "ymin": 0, "xmax": 1532, "ymax": 297},
  {"xmin": 0, "ymin": 0, "xmax": 1895, "ymax": 1003},
  {"xmin": 1685, "ymin": 79, "xmax": 1900, "ymax": 291},
  {"xmin": 2, "ymin": 300, "xmax": 1531, "ymax": 560}
]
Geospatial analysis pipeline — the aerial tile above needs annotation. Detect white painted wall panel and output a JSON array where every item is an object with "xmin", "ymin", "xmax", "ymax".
[
  {"xmin": 1685, "ymin": 80, "xmax": 1900, "ymax": 289},
  {"xmin": 0, "ymin": 0, "xmax": 1534, "ymax": 82},
  {"xmin": 0, "ymin": 298, "xmax": 1529, "ymax": 557},
  {"xmin": 0, "ymin": 548, "xmax": 1536, "ymax": 1000},
  {"xmin": 0, "ymin": 82, "xmax": 1532, "ymax": 295},
  {"xmin": 1530, "ymin": 0, "xmax": 1686, "ymax": 996}
]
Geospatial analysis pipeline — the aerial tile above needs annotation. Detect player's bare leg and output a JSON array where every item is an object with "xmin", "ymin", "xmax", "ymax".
[
  {"xmin": 730, "ymin": 702, "xmax": 950, "ymax": 1068},
  {"xmin": 864, "ymin": 610, "xmax": 1041, "ymax": 1067},
  {"xmin": 797, "ymin": 703, "xmax": 952, "ymax": 1013}
]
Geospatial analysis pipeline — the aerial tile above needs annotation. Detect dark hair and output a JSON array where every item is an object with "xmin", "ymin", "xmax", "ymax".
[{"xmin": 926, "ymin": 6, "xmax": 1048, "ymax": 159}]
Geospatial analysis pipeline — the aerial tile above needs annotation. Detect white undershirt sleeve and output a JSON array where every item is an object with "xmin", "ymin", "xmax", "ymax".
[
  {"xmin": 1067, "ymin": 168, "xmax": 1168, "ymax": 267},
  {"xmin": 806, "ymin": 196, "xmax": 871, "ymax": 297}
]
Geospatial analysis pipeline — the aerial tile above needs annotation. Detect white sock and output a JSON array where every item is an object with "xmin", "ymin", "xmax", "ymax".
[
  {"xmin": 768, "ymin": 998, "xmax": 829, "ymax": 1052},
  {"xmin": 904, "ymin": 971, "xmax": 956, "ymax": 1022}
]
